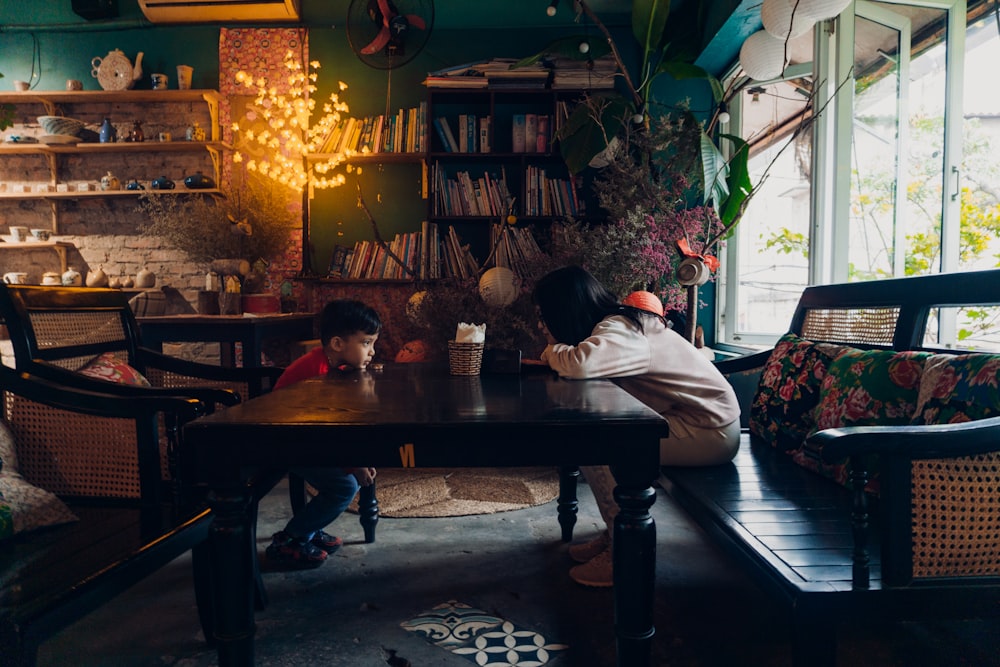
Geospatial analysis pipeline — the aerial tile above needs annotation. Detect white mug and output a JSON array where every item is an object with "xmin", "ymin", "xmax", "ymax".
[
  {"xmin": 9, "ymin": 226, "xmax": 29, "ymax": 242},
  {"xmin": 3, "ymin": 272, "xmax": 28, "ymax": 284}
]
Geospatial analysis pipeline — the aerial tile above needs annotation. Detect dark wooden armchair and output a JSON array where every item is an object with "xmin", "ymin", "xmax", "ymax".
[
  {"xmin": 0, "ymin": 363, "xmax": 214, "ymax": 664},
  {"xmin": 0, "ymin": 284, "xmax": 378, "ymax": 545}
]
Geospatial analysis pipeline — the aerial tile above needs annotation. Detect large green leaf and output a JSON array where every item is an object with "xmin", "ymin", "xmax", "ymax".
[
  {"xmin": 632, "ymin": 0, "xmax": 672, "ymax": 58},
  {"xmin": 656, "ymin": 60, "xmax": 724, "ymax": 103},
  {"xmin": 718, "ymin": 133, "xmax": 752, "ymax": 227},
  {"xmin": 558, "ymin": 94, "xmax": 631, "ymax": 174},
  {"xmin": 700, "ymin": 130, "xmax": 729, "ymax": 210}
]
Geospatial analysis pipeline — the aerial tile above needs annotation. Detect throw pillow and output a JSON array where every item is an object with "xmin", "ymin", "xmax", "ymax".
[
  {"xmin": 748, "ymin": 333, "xmax": 852, "ymax": 452},
  {"xmin": 0, "ymin": 421, "xmax": 77, "ymax": 540},
  {"xmin": 911, "ymin": 353, "xmax": 1000, "ymax": 425},
  {"xmin": 795, "ymin": 349, "xmax": 932, "ymax": 488},
  {"xmin": 0, "ymin": 473, "xmax": 79, "ymax": 539},
  {"xmin": 78, "ymin": 351, "xmax": 151, "ymax": 387}
]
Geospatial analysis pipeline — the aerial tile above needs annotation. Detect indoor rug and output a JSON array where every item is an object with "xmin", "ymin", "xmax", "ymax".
[{"xmin": 348, "ymin": 467, "xmax": 561, "ymax": 518}]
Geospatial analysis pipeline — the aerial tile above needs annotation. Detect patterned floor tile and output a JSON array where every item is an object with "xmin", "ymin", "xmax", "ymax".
[{"xmin": 401, "ymin": 600, "xmax": 568, "ymax": 666}]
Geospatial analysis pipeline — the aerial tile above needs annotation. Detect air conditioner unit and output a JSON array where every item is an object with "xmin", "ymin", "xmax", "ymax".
[{"xmin": 138, "ymin": 0, "xmax": 300, "ymax": 23}]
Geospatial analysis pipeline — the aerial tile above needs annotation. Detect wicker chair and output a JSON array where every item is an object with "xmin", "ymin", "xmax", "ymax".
[
  {"xmin": 0, "ymin": 284, "xmax": 287, "ymax": 612},
  {"xmin": 0, "ymin": 363, "xmax": 213, "ymax": 664}
]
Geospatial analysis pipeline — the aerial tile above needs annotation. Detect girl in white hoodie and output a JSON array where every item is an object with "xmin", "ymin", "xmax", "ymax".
[{"xmin": 533, "ymin": 266, "xmax": 741, "ymax": 587}]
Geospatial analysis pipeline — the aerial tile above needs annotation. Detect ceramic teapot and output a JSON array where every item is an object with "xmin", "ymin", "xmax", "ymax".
[
  {"xmin": 91, "ymin": 49, "xmax": 144, "ymax": 91},
  {"xmin": 135, "ymin": 268, "xmax": 156, "ymax": 288},
  {"xmin": 62, "ymin": 267, "xmax": 82, "ymax": 286},
  {"xmin": 184, "ymin": 171, "xmax": 216, "ymax": 189},
  {"xmin": 100, "ymin": 171, "xmax": 121, "ymax": 191},
  {"xmin": 151, "ymin": 175, "xmax": 175, "ymax": 190},
  {"xmin": 86, "ymin": 265, "xmax": 109, "ymax": 288}
]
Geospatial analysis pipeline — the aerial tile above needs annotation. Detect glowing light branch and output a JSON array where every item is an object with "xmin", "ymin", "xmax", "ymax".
[{"xmin": 233, "ymin": 51, "xmax": 352, "ymax": 192}]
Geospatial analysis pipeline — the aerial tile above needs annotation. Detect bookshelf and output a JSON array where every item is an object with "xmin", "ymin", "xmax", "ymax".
[
  {"xmin": 425, "ymin": 86, "xmax": 593, "ymax": 270},
  {"xmin": 317, "ymin": 87, "xmax": 595, "ymax": 283}
]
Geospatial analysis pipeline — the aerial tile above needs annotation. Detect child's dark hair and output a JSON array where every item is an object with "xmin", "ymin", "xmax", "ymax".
[
  {"xmin": 319, "ymin": 299, "xmax": 382, "ymax": 345},
  {"xmin": 532, "ymin": 266, "xmax": 660, "ymax": 346}
]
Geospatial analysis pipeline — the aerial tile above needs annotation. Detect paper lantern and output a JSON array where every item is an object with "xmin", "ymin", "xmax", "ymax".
[
  {"xmin": 798, "ymin": 0, "xmax": 853, "ymax": 21},
  {"xmin": 478, "ymin": 267, "xmax": 518, "ymax": 307},
  {"xmin": 739, "ymin": 30, "xmax": 787, "ymax": 82},
  {"xmin": 761, "ymin": 0, "xmax": 815, "ymax": 39},
  {"xmin": 623, "ymin": 291, "xmax": 664, "ymax": 316}
]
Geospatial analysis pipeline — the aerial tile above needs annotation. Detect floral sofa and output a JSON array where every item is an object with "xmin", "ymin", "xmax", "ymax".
[{"xmin": 660, "ymin": 269, "xmax": 1000, "ymax": 667}]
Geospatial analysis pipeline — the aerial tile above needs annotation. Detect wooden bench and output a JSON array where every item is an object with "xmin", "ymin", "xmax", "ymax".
[
  {"xmin": 0, "ymin": 363, "xmax": 213, "ymax": 666},
  {"xmin": 659, "ymin": 269, "xmax": 1000, "ymax": 666}
]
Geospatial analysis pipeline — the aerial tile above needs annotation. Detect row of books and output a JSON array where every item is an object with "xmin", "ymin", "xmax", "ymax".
[
  {"xmin": 315, "ymin": 102, "xmax": 427, "ymax": 155},
  {"xmin": 327, "ymin": 222, "xmax": 479, "ymax": 281},
  {"xmin": 523, "ymin": 165, "xmax": 585, "ymax": 217},
  {"xmin": 432, "ymin": 165, "xmax": 516, "ymax": 218},
  {"xmin": 433, "ymin": 115, "xmax": 490, "ymax": 153},
  {"xmin": 433, "ymin": 113, "xmax": 551, "ymax": 154},
  {"xmin": 512, "ymin": 114, "xmax": 551, "ymax": 153},
  {"xmin": 489, "ymin": 224, "xmax": 546, "ymax": 281}
]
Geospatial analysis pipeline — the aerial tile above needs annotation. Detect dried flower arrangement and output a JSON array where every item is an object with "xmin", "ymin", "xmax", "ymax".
[
  {"xmin": 549, "ymin": 108, "xmax": 724, "ymax": 312},
  {"xmin": 135, "ymin": 171, "xmax": 297, "ymax": 266}
]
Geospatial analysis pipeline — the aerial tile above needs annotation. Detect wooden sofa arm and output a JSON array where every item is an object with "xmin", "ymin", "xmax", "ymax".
[
  {"xmin": 19, "ymin": 358, "xmax": 241, "ymax": 408},
  {"xmin": 0, "ymin": 364, "xmax": 206, "ymax": 422},
  {"xmin": 810, "ymin": 416, "xmax": 1000, "ymax": 462}
]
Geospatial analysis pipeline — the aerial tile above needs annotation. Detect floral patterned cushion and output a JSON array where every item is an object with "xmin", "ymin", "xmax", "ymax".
[
  {"xmin": 793, "ymin": 349, "xmax": 932, "ymax": 489},
  {"xmin": 78, "ymin": 352, "xmax": 151, "ymax": 387},
  {"xmin": 749, "ymin": 333, "xmax": 852, "ymax": 452},
  {"xmin": 0, "ymin": 421, "xmax": 77, "ymax": 541},
  {"xmin": 910, "ymin": 353, "xmax": 1000, "ymax": 425}
]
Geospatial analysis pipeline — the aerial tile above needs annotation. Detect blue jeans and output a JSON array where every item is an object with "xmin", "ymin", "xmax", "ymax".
[{"xmin": 283, "ymin": 467, "xmax": 360, "ymax": 541}]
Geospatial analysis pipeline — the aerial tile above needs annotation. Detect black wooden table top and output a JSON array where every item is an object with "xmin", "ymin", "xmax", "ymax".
[{"xmin": 185, "ymin": 362, "xmax": 669, "ymax": 477}]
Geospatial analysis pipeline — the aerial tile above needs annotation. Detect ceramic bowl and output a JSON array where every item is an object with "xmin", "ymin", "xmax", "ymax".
[{"xmin": 37, "ymin": 116, "xmax": 87, "ymax": 136}]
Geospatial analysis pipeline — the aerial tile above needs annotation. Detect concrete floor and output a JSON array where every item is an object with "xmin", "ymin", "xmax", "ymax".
[{"xmin": 37, "ymin": 477, "xmax": 1000, "ymax": 667}]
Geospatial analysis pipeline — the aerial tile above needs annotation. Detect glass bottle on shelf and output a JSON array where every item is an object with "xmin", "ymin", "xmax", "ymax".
[{"xmin": 129, "ymin": 120, "xmax": 144, "ymax": 142}]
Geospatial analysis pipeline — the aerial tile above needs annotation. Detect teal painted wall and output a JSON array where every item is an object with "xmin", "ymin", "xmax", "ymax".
[{"xmin": 1, "ymin": 0, "xmax": 726, "ymax": 340}]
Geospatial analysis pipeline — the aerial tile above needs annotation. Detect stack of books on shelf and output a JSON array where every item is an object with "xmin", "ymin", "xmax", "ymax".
[
  {"xmin": 489, "ymin": 223, "xmax": 546, "ymax": 280},
  {"xmin": 524, "ymin": 166, "xmax": 585, "ymax": 217},
  {"xmin": 432, "ymin": 165, "xmax": 515, "ymax": 218},
  {"xmin": 441, "ymin": 226, "xmax": 481, "ymax": 279},
  {"xmin": 315, "ymin": 102, "xmax": 427, "ymax": 155},
  {"xmin": 549, "ymin": 54, "xmax": 618, "ymax": 89},
  {"xmin": 423, "ymin": 58, "xmax": 551, "ymax": 89}
]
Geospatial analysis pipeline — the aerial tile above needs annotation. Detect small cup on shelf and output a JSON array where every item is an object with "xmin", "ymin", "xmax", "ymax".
[{"xmin": 9, "ymin": 226, "xmax": 30, "ymax": 243}]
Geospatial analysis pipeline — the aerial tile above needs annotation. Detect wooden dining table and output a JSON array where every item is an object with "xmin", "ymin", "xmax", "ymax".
[{"xmin": 183, "ymin": 362, "xmax": 668, "ymax": 667}]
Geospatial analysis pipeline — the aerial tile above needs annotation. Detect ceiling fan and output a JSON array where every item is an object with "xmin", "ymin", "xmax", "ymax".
[{"xmin": 346, "ymin": 0, "xmax": 434, "ymax": 70}]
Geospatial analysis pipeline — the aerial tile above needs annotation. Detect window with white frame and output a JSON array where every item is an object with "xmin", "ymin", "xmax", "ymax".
[{"xmin": 719, "ymin": 0, "xmax": 1000, "ymax": 350}]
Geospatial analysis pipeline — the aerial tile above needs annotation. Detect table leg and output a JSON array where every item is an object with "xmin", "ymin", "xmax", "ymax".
[
  {"xmin": 357, "ymin": 482, "xmax": 379, "ymax": 543},
  {"xmin": 208, "ymin": 487, "xmax": 256, "ymax": 667},
  {"xmin": 557, "ymin": 465, "xmax": 580, "ymax": 542},
  {"xmin": 611, "ymin": 472, "xmax": 656, "ymax": 667}
]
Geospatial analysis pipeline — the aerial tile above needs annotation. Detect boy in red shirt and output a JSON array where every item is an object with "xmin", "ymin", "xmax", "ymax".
[{"xmin": 266, "ymin": 299, "xmax": 382, "ymax": 568}]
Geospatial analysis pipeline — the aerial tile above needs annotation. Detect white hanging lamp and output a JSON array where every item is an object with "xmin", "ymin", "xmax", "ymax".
[
  {"xmin": 799, "ymin": 0, "xmax": 854, "ymax": 21},
  {"xmin": 761, "ymin": 0, "xmax": 816, "ymax": 39},
  {"xmin": 739, "ymin": 30, "xmax": 787, "ymax": 81}
]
